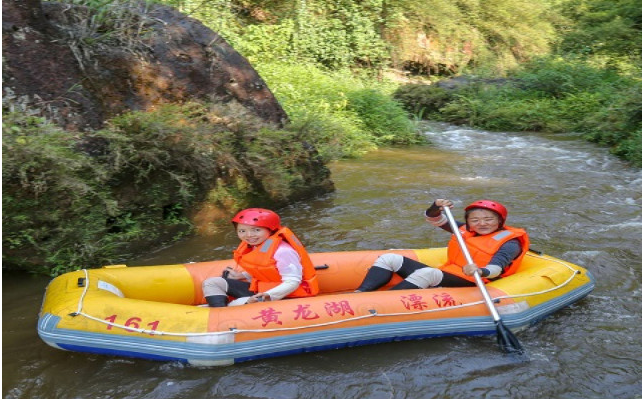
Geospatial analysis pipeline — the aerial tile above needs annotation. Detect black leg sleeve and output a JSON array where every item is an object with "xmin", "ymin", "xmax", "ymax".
[
  {"xmin": 356, "ymin": 267, "xmax": 394, "ymax": 292},
  {"xmin": 205, "ymin": 295, "xmax": 228, "ymax": 307},
  {"xmin": 389, "ymin": 280, "xmax": 421, "ymax": 290},
  {"xmin": 225, "ymin": 278, "xmax": 254, "ymax": 298},
  {"xmin": 439, "ymin": 272, "xmax": 476, "ymax": 287},
  {"xmin": 396, "ymin": 257, "xmax": 430, "ymax": 278}
]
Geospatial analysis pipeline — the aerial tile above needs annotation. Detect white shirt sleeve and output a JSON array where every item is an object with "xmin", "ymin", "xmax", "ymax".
[{"xmin": 264, "ymin": 242, "xmax": 304, "ymax": 300}]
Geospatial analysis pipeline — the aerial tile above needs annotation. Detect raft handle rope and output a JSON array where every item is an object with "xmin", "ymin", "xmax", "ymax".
[
  {"xmin": 492, "ymin": 252, "xmax": 582, "ymax": 302},
  {"xmin": 70, "ymin": 252, "xmax": 585, "ymax": 337}
]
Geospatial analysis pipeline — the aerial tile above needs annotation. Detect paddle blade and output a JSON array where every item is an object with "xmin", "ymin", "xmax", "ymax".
[{"xmin": 495, "ymin": 320, "xmax": 524, "ymax": 354}]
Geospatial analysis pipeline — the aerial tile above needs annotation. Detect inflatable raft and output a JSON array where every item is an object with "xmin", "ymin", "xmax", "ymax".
[{"xmin": 38, "ymin": 248, "xmax": 594, "ymax": 366}]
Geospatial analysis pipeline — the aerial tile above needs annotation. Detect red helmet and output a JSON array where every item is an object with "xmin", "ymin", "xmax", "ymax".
[
  {"xmin": 231, "ymin": 208, "xmax": 281, "ymax": 231},
  {"xmin": 464, "ymin": 200, "xmax": 508, "ymax": 221}
]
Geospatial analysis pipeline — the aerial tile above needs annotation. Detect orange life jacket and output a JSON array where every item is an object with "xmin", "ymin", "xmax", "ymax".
[
  {"xmin": 233, "ymin": 227, "xmax": 319, "ymax": 297},
  {"xmin": 439, "ymin": 225, "xmax": 530, "ymax": 283}
]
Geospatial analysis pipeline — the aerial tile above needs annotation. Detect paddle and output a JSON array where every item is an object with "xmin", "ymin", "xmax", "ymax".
[{"xmin": 442, "ymin": 206, "xmax": 524, "ymax": 354}]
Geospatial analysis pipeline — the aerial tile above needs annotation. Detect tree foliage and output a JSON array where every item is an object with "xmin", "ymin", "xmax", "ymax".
[
  {"xmin": 557, "ymin": 0, "xmax": 642, "ymax": 60},
  {"xmin": 161, "ymin": 0, "xmax": 558, "ymax": 75}
]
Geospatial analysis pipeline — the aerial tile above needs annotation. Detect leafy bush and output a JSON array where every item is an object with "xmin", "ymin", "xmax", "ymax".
[
  {"xmin": 582, "ymin": 81, "xmax": 642, "ymax": 164},
  {"xmin": 286, "ymin": 111, "xmax": 376, "ymax": 160},
  {"xmin": 392, "ymin": 84, "xmax": 454, "ymax": 119},
  {"xmin": 2, "ymin": 112, "xmax": 120, "ymax": 275},
  {"xmin": 346, "ymin": 89, "xmax": 422, "ymax": 145},
  {"xmin": 290, "ymin": 0, "xmax": 390, "ymax": 69},
  {"xmin": 255, "ymin": 62, "xmax": 422, "ymax": 157},
  {"xmin": 233, "ymin": 20, "xmax": 296, "ymax": 64},
  {"xmin": 514, "ymin": 57, "xmax": 622, "ymax": 98},
  {"xmin": 612, "ymin": 129, "xmax": 642, "ymax": 166}
]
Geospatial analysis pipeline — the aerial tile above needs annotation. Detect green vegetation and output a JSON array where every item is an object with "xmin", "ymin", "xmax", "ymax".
[
  {"xmin": 556, "ymin": 0, "xmax": 642, "ymax": 60},
  {"xmin": 171, "ymin": 0, "xmax": 556, "ymax": 75},
  {"xmin": 395, "ymin": 57, "xmax": 630, "ymax": 130},
  {"xmin": 255, "ymin": 63, "xmax": 423, "ymax": 159}
]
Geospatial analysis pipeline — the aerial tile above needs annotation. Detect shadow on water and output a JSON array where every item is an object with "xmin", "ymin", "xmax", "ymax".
[{"xmin": 3, "ymin": 122, "xmax": 641, "ymax": 399}]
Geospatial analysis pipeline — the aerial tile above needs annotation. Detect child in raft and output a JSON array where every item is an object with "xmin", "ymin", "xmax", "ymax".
[
  {"xmin": 355, "ymin": 198, "xmax": 530, "ymax": 291},
  {"xmin": 202, "ymin": 208, "xmax": 319, "ymax": 307}
]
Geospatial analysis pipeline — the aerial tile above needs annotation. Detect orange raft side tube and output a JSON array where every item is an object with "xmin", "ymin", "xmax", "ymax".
[
  {"xmin": 38, "ymin": 247, "xmax": 593, "ymax": 365},
  {"xmin": 183, "ymin": 249, "xmax": 507, "ymax": 343}
]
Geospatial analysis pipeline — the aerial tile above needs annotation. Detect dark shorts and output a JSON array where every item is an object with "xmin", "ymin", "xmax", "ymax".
[{"xmin": 224, "ymin": 278, "xmax": 255, "ymax": 298}]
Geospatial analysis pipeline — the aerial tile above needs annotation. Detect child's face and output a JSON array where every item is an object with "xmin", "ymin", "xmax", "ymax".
[
  {"xmin": 236, "ymin": 223, "xmax": 271, "ymax": 246},
  {"xmin": 466, "ymin": 209, "xmax": 500, "ymax": 235}
]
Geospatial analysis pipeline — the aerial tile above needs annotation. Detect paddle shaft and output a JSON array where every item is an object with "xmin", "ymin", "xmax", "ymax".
[{"xmin": 442, "ymin": 206, "xmax": 502, "ymax": 322}]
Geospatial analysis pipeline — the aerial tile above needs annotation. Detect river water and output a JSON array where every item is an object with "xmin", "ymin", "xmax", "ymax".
[{"xmin": 3, "ymin": 122, "xmax": 641, "ymax": 399}]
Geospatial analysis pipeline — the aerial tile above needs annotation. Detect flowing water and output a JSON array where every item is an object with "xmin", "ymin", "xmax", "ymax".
[{"xmin": 3, "ymin": 122, "xmax": 641, "ymax": 399}]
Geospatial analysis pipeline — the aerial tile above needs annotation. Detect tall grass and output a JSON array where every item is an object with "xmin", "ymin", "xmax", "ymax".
[{"xmin": 256, "ymin": 62, "xmax": 424, "ymax": 159}]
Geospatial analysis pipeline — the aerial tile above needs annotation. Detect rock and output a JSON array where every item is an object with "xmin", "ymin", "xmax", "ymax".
[{"xmin": 2, "ymin": 0, "xmax": 288, "ymax": 130}]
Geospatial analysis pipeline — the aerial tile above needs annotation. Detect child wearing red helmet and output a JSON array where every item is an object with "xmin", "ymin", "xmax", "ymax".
[
  {"xmin": 356, "ymin": 198, "xmax": 530, "ymax": 292},
  {"xmin": 202, "ymin": 208, "xmax": 319, "ymax": 307}
]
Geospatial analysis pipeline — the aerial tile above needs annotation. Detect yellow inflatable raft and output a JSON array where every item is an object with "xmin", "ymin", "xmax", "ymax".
[{"xmin": 38, "ymin": 248, "xmax": 594, "ymax": 365}]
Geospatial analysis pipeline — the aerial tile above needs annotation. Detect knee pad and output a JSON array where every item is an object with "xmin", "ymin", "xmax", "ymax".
[
  {"xmin": 202, "ymin": 277, "xmax": 228, "ymax": 297},
  {"xmin": 406, "ymin": 268, "xmax": 443, "ymax": 288},
  {"xmin": 372, "ymin": 253, "xmax": 404, "ymax": 272}
]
